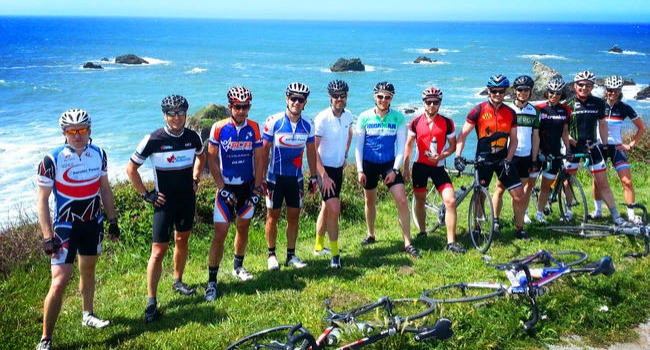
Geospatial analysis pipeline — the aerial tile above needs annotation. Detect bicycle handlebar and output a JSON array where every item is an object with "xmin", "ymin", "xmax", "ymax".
[
  {"xmin": 286, "ymin": 323, "xmax": 318, "ymax": 348},
  {"xmin": 540, "ymin": 152, "xmax": 590, "ymax": 172}
]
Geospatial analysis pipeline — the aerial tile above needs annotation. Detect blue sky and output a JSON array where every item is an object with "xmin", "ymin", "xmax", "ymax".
[{"xmin": 3, "ymin": 0, "xmax": 650, "ymax": 22}]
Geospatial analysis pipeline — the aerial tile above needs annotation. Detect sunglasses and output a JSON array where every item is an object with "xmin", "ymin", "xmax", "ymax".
[
  {"xmin": 489, "ymin": 89, "xmax": 506, "ymax": 95},
  {"xmin": 166, "ymin": 110, "xmax": 187, "ymax": 117},
  {"xmin": 576, "ymin": 83, "xmax": 594, "ymax": 88},
  {"xmin": 549, "ymin": 91, "xmax": 562, "ymax": 96},
  {"xmin": 606, "ymin": 88, "xmax": 621, "ymax": 93},
  {"xmin": 424, "ymin": 100, "xmax": 441, "ymax": 106},
  {"xmin": 516, "ymin": 88, "xmax": 531, "ymax": 92},
  {"xmin": 376, "ymin": 94, "xmax": 392, "ymax": 100},
  {"xmin": 331, "ymin": 93, "xmax": 347, "ymax": 100},
  {"xmin": 65, "ymin": 128, "xmax": 89, "ymax": 136},
  {"xmin": 232, "ymin": 104, "xmax": 251, "ymax": 110},
  {"xmin": 289, "ymin": 96, "xmax": 306, "ymax": 103}
]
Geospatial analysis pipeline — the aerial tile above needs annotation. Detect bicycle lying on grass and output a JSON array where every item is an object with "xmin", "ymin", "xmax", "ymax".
[
  {"xmin": 410, "ymin": 156, "xmax": 495, "ymax": 253},
  {"xmin": 549, "ymin": 203, "xmax": 650, "ymax": 258},
  {"xmin": 421, "ymin": 250, "xmax": 615, "ymax": 331},
  {"xmin": 226, "ymin": 295, "xmax": 453, "ymax": 349}
]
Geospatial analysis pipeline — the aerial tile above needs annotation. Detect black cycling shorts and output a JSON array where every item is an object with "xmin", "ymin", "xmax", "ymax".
[
  {"xmin": 52, "ymin": 221, "xmax": 103, "ymax": 265},
  {"xmin": 361, "ymin": 160, "xmax": 404, "ymax": 190},
  {"xmin": 318, "ymin": 166, "xmax": 344, "ymax": 202},
  {"xmin": 411, "ymin": 162, "xmax": 452, "ymax": 192},
  {"xmin": 152, "ymin": 193, "xmax": 196, "ymax": 243},
  {"xmin": 266, "ymin": 175, "xmax": 304, "ymax": 209}
]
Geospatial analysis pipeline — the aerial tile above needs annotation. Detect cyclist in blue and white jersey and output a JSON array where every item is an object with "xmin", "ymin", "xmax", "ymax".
[
  {"xmin": 492, "ymin": 75, "xmax": 540, "ymax": 227},
  {"xmin": 312, "ymin": 80, "xmax": 354, "ymax": 269},
  {"xmin": 36, "ymin": 109, "xmax": 120, "ymax": 350},
  {"xmin": 204, "ymin": 86, "xmax": 264, "ymax": 302},
  {"xmin": 126, "ymin": 95, "xmax": 205, "ymax": 322},
  {"xmin": 262, "ymin": 82, "xmax": 317, "ymax": 271},
  {"xmin": 355, "ymin": 81, "xmax": 420, "ymax": 259},
  {"xmin": 591, "ymin": 75, "xmax": 646, "ymax": 223}
]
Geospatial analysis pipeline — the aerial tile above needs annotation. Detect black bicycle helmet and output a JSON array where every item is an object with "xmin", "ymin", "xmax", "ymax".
[
  {"xmin": 161, "ymin": 94, "xmax": 189, "ymax": 112},
  {"xmin": 512, "ymin": 75, "xmax": 534, "ymax": 89},
  {"xmin": 373, "ymin": 81, "xmax": 395, "ymax": 95},
  {"xmin": 327, "ymin": 80, "xmax": 349, "ymax": 94}
]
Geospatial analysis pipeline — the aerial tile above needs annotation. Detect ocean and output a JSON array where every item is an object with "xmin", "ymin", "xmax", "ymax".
[{"xmin": 1, "ymin": 17, "xmax": 649, "ymax": 225}]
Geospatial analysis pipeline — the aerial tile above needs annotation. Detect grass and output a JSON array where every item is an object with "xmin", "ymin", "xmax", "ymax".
[{"xmin": 2, "ymin": 154, "xmax": 650, "ymax": 349}]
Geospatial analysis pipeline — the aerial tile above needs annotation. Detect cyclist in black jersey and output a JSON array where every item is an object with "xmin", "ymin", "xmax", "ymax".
[
  {"xmin": 126, "ymin": 95, "xmax": 205, "ymax": 323},
  {"xmin": 36, "ymin": 109, "xmax": 120, "ymax": 350},
  {"xmin": 565, "ymin": 71, "xmax": 624, "ymax": 225}
]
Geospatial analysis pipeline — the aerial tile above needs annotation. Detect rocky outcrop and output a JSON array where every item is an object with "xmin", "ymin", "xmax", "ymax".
[
  {"xmin": 635, "ymin": 86, "xmax": 650, "ymax": 100},
  {"xmin": 414, "ymin": 56, "xmax": 436, "ymax": 64},
  {"xmin": 83, "ymin": 62, "xmax": 103, "ymax": 69},
  {"xmin": 330, "ymin": 58, "xmax": 365, "ymax": 72},
  {"xmin": 101, "ymin": 58, "xmax": 109, "ymax": 62},
  {"xmin": 428, "ymin": 47, "xmax": 439, "ymax": 52},
  {"xmin": 608, "ymin": 45, "xmax": 623, "ymax": 53},
  {"xmin": 186, "ymin": 104, "xmax": 229, "ymax": 144},
  {"xmin": 529, "ymin": 60, "xmax": 572, "ymax": 101},
  {"xmin": 115, "ymin": 54, "xmax": 149, "ymax": 65}
]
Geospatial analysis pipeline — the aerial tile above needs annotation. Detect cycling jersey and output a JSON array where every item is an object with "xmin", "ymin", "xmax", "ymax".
[
  {"xmin": 466, "ymin": 100, "xmax": 517, "ymax": 156},
  {"xmin": 208, "ymin": 118, "xmax": 262, "ymax": 185},
  {"xmin": 535, "ymin": 102, "xmax": 571, "ymax": 156},
  {"xmin": 408, "ymin": 113, "xmax": 454, "ymax": 167},
  {"xmin": 130, "ymin": 126, "xmax": 204, "ymax": 199},
  {"xmin": 603, "ymin": 101, "xmax": 638, "ymax": 145},
  {"xmin": 355, "ymin": 108, "xmax": 406, "ymax": 169},
  {"xmin": 262, "ymin": 112, "xmax": 315, "ymax": 181},
  {"xmin": 505, "ymin": 102, "xmax": 540, "ymax": 157},
  {"xmin": 565, "ymin": 94, "xmax": 606, "ymax": 149},
  {"xmin": 314, "ymin": 107, "xmax": 354, "ymax": 168},
  {"xmin": 37, "ymin": 144, "xmax": 107, "ymax": 224}
]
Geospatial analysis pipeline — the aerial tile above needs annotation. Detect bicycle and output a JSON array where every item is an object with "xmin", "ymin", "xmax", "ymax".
[
  {"xmin": 528, "ymin": 152, "xmax": 590, "ymax": 225},
  {"xmin": 549, "ymin": 203, "xmax": 650, "ymax": 258},
  {"xmin": 410, "ymin": 156, "xmax": 495, "ymax": 253},
  {"xmin": 421, "ymin": 249, "xmax": 615, "ymax": 331},
  {"xmin": 225, "ymin": 295, "xmax": 453, "ymax": 349}
]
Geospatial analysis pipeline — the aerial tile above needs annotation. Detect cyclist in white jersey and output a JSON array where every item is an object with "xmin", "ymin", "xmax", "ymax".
[{"xmin": 592, "ymin": 75, "xmax": 646, "ymax": 223}]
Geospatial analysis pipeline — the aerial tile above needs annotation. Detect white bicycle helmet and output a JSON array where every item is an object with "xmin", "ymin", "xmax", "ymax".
[
  {"xmin": 286, "ymin": 82, "xmax": 310, "ymax": 97},
  {"xmin": 59, "ymin": 109, "xmax": 91, "ymax": 129},
  {"xmin": 161, "ymin": 94, "xmax": 189, "ymax": 112},
  {"xmin": 546, "ymin": 76, "xmax": 566, "ymax": 91},
  {"xmin": 604, "ymin": 75, "xmax": 624, "ymax": 90},
  {"xmin": 227, "ymin": 86, "xmax": 252, "ymax": 103},
  {"xmin": 421, "ymin": 86, "xmax": 443, "ymax": 100},
  {"xmin": 573, "ymin": 70, "xmax": 596, "ymax": 83}
]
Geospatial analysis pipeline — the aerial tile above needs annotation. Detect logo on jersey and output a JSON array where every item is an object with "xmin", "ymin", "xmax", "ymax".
[
  {"xmin": 167, "ymin": 154, "xmax": 176, "ymax": 163},
  {"xmin": 221, "ymin": 140, "xmax": 253, "ymax": 152},
  {"xmin": 62, "ymin": 165, "xmax": 100, "ymax": 184},
  {"xmin": 481, "ymin": 113, "xmax": 493, "ymax": 120},
  {"xmin": 160, "ymin": 145, "xmax": 173, "ymax": 151},
  {"xmin": 277, "ymin": 133, "xmax": 309, "ymax": 148}
]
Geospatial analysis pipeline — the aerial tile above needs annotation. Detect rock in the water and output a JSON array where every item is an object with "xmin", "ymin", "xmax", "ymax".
[
  {"xmin": 82, "ymin": 62, "xmax": 103, "ymax": 69},
  {"xmin": 414, "ymin": 56, "xmax": 434, "ymax": 63},
  {"xmin": 115, "ymin": 54, "xmax": 149, "ymax": 65},
  {"xmin": 330, "ymin": 58, "xmax": 365, "ymax": 72},
  {"xmin": 428, "ymin": 47, "xmax": 439, "ymax": 52},
  {"xmin": 635, "ymin": 86, "xmax": 650, "ymax": 100},
  {"xmin": 608, "ymin": 45, "xmax": 623, "ymax": 53},
  {"xmin": 101, "ymin": 57, "xmax": 109, "ymax": 62}
]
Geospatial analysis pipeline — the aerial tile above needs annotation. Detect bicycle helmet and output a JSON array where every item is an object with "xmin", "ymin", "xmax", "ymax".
[
  {"xmin": 573, "ymin": 70, "xmax": 596, "ymax": 83},
  {"xmin": 161, "ymin": 94, "xmax": 189, "ymax": 112},
  {"xmin": 512, "ymin": 75, "xmax": 534, "ymax": 89},
  {"xmin": 327, "ymin": 80, "xmax": 349, "ymax": 94},
  {"xmin": 59, "ymin": 108, "xmax": 91, "ymax": 129},
  {"xmin": 487, "ymin": 75, "xmax": 510, "ymax": 88},
  {"xmin": 227, "ymin": 86, "xmax": 252, "ymax": 104},
  {"xmin": 546, "ymin": 76, "xmax": 566, "ymax": 91},
  {"xmin": 285, "ymin": 82, "xmax": 310, "ymax": 97},
  {"xmin": 373, "ymin": 81, "xmax": 395, "ymax": 95},
  {"xmin": 604, "ymin": 75, "xmax": 624, "ymax": 90},
  {"xmin": 421, "ymin": 86, "xmax": 443, "ymax": 100}
]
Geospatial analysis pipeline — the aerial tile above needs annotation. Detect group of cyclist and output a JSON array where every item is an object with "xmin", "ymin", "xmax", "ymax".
[{"xmin": 35, "ymin": 70, "xmax": 645, "ymax": 349}]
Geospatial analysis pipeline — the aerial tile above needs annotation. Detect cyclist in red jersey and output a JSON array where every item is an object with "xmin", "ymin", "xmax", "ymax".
[
  {"xmin": 404, "ymin": 86, "xmax": 465, "ymax": 254},
  {"xmin": 455, "ymin": 75, "xmax": 529, "ymax": 240},
  {"xmin": 36, "ymin": 109, "xmax": 120, "ymax": 350}
]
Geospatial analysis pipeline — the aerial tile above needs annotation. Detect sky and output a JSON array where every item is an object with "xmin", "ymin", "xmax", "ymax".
[{"xmin": 2, "ymin": 0, "xmax": 650, "ymax": 22}]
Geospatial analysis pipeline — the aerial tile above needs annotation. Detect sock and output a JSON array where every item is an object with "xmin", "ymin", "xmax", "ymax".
[
  {"xmin": 330, "ymin": 240, "xmax": 339, "ymax": 257},
  {"xmin": 208, "ymin": 266, "xmax": 219, "ymax": 283},
  {"xmin": 314, "ymin": 234, "xmax": 325, "ymax": 251},
  {"xmin": 594, "ymin": 200, "xmax": 603, "ymax": 214},
  {"xmin": 147, "ymin": 297, "xmax": 157, "ymax": 306},
  {"xmin": 287, "ymin": 248, "xmax": 296, "ymax": 260},
  {"xmin": 83, "ymin": 311, "xmax": 92, "ymax": 318},
  {"xmin": 609, "ymin": 206, "xmax": 620, "ymax": 218},
  {"xmin": 234, "ymin": 255, "xmax": 244, "ymax": 270},
  {"xmin": 536, "ymin": 211, "xmax": 544, "ymax": 217},
  {"xmin": 627, "ymin": 206, "xmax": 636, "ymax": 219},
  {"xmin": 268, "ymin": 247, "xmax": 276, "ymax": 257},
  {"xmin": 173, "ymin": 278, "xmax": 182, "ymax": 285}
]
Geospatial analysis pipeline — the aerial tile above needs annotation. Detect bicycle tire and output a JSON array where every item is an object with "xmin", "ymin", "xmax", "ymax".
[
  {"xmin": 548, "ymin": 224, "xmax": 617, "ymax": 238},
  {"xmin": 510, "ymin": 250, "xmax": 588, "ymax": 267},
  {"xmin": 558, "ymin": 175, "xmax": 588, "ymax": 225},
  {"xmin": 226, "ymin": 324, "xmax": 312, "ymax": 350},
  {"xmin": 467, "ymin": 186, "xmax": 495, "ymax": 253},
  {"xmin": 411, "ymin": 186, "xmax": 444, "ymax": 234},
  {"xmin": 422, "ymin": 282, "xmax": 507, "ymax": 303}
]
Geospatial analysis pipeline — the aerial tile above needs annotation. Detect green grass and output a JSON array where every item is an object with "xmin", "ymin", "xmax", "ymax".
[{"xmin": 2, "ymin": 160, "xmax": 650, "ymax": 350}]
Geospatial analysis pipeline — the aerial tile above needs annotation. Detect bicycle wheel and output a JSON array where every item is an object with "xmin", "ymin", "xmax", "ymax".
[
  {"xmin": 226, "ymin": 325, "xmax": 313, "ymax": 350},
  {"xmin": 558, "ymin": 175, "xmax": 588, "ymax": 225},
  {"xmin": 511, "ymin": 250, "xmax": 588, "ymax": 267},
  {"xmin": 411, "ymin": 186, "xmax": 444, "ymax": 234},
  {"xmin": 467, "ymin": 186, "xmax": 495, "ymax": 253},
  {"xmin": 422, "ymin": 282, "xmax": 507, "ymax": 303},
  {"xmin": 548, "ymin": 224, "xmax": 616, "ymax": 238}
]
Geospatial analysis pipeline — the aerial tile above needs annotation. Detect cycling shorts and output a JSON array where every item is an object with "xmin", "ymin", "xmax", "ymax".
[
  {"xmin": 477, "ymin": 152, "xmax": 522, "ymax": 190},
  {"xmin": 318, "ymin": 166, "xmax": 344, "ymax": 202},
  {"xmin": 361, "ymin": 160, "xmax": 404, "ymax": 190},
  {"xmin": 51, "ymin": 221, "xmax": 103, "ymax": 265},
  {"xmin": 512, "ymin": 155, "xmax": 534, "ymax": 179},
  {"xmin": 566, "ymin": 145, "xmax": 606, "ymax": 175},
  {"xmin": 411, "ymin": 162, "xmax": 453, "ymax": 194},
  {"xmin": 265, "ymin": 175, "xmax": 304, "ymax": 209},
  {"xmin": 604, "ymin": 145, "xmax": 630, "ymax": 172},
  {"xmin": 152, "ymin": 194, "xmax": 196, "ymax": 243},
  {"xmin": 541, "ymin": 156, "xmax": 564, "ymax": 180},
  {"xmin": 214, "ymin": 182, "xmax": 255, "ymax": 223}
]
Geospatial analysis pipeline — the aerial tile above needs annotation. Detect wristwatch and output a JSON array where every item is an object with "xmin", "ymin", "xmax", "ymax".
[{"xmin": 393, "ymin": 168, "xmax": 400, "ymax": 175}]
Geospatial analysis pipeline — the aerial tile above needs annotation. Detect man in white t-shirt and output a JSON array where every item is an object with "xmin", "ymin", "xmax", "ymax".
[{"xmin": 312, "ymin": 80, "xmax": 354, "ymax": 269}]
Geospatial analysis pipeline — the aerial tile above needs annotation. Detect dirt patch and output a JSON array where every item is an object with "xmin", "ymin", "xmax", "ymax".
[{"xmin": 546, "ymin": 319, "xmax": 650, "ymax": 350}]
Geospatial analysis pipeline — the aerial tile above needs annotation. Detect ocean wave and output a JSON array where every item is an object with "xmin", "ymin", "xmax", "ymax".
[
  {"xmin": 604, "ymin": 50, "xmax": 646, "ymax": 56},
  {"xmin": 410, "ymin": 48, "xmax": 458, "ymax": 54},
  {"xmin": 187, "ymin": 67, "xmax": 207, "ymax": 74},
  {"xmin": 0, "ymin": 80, "xmax": 5, "ymax": 84},
  {"xmin": 520, "ymin": 54, "xmax": 567, "ymax": 60}
]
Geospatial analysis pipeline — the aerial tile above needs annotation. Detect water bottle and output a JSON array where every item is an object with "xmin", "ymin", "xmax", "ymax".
[
  {"xmin": 429, "ymin": 138, "xmax": 438, "ymax": 156},
  {"xmin": 325, "ymin": 327, "xmax": 342, "ymax": 345}
]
